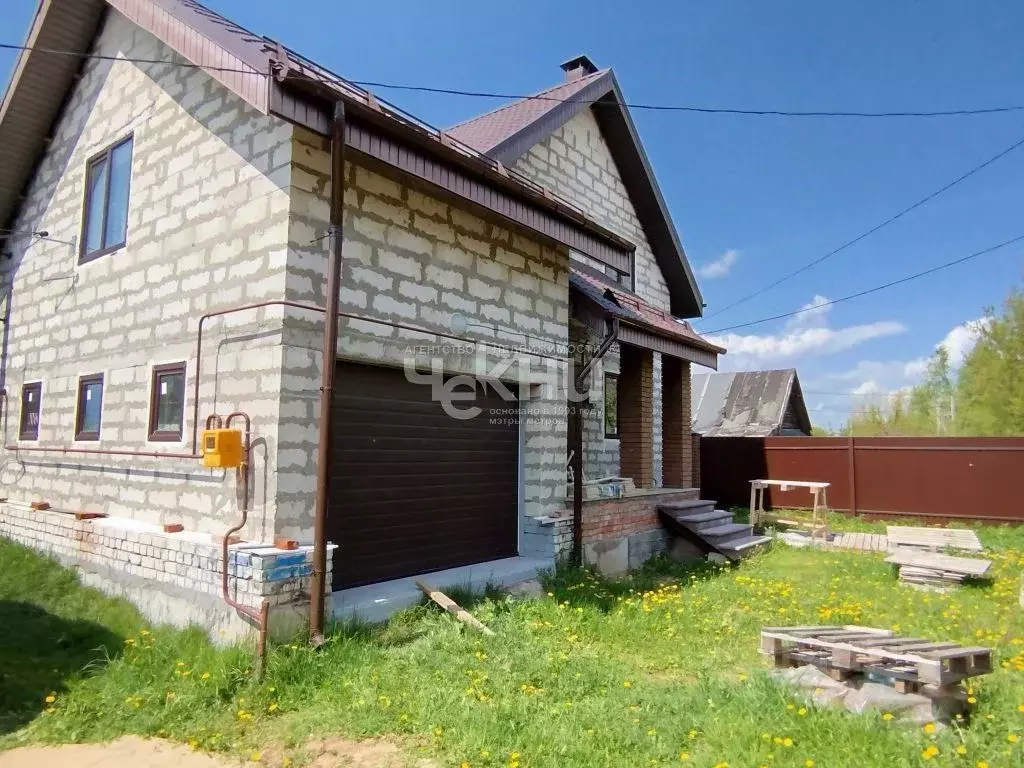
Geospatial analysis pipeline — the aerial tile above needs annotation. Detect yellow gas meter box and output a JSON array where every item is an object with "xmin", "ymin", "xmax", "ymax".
[{"xmin": 202, "ymin": 428, "xmax": 243, "ymax": 468}]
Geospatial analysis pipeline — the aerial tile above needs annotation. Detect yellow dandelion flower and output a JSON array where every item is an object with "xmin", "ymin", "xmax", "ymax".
[
  {"xmin": 783, "ymin": 737, "xmax": 793, "ymax": 747},
  {"xmin": 713, "ymin": 762, "xmax": 729, "ymax": 768},
  {"xmin": 798, "ymin": 707, "xmax": 808, "ymax": 716},
  {"xmin": 1019, "ymin": 704, "xmax": 1024, "ymax": 713},
  {"xmin": 434, "ymin": 727, "xmax": 443, "ymax": 737},
  {"xmin": 956, "ymin": 745, "xmax": 968, "ymax": 755},
  {"xmin": 44, "ymin": 694, "xmax": 56, "ymax": 704},
  {"xmin": 623, "ymin": 680, "xmax": 633, "ymax": 688},
  {"xmin": 201, "ymin": 672, "xmax": 210, "ymax": 680},
  {"xmin": 968, "ymin": 696, "xmax": 977, "ymax": 704},
  {"xmin": 480, "ymin": 750, "xmax": 490, "ymax": 757},
  {"xmin": 738, "ymin": 674, "xmax": 748, "ymax": 682},
  {"xmin": 882, "ymin": 712, "xmax": 894, "ymax": 721},
  {"xmin": 679, "ymin": 753, "xmax": 690, "ymax": 762},
  {"xmin": 922, "ymin": 745, "xmax": 939, "ymax": 759},
  {"xmin": 805, "ymin": 761, "xmax": 815, "ymax": 768},
  {"xmin": 1009, "ymin": 733, "xmax": 1020, "ymax": 744},
  {"xmin": 923, "ymin": 722, "xmax": 937, "ymax": 734},
  {"xmin": 460, "ymin": 763, "xmax": 470, "ymax": 768},
  {"xmin": 267, "ymin": 703, "xmax": 279, "ymax": 713},
  {"xmin": 250, "ymin": 752, "xmax": 262, "ymax": 762},
  {"xmin": 282, "ymin": 759, "xmax": 293, "ymax": 768},
  {"xmin": 977, "ymin": 762, "xmax": 989, "ymax": 768}
]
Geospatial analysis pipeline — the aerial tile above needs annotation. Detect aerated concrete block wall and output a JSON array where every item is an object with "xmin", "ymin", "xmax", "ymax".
[
  {"xmin": 0, "ymin": 501, "xmax": 333, "ymax": 642},
  {"xmin": 515, "ymin": 108, "xmax": 676, "ymax": 489},
  {"xmin": 272, "ymin": 126, "xmax": 572, "ymax": 541},
  {"xmin": 0, "ymin": 11, "xmax": 295, "ymax": 541}
]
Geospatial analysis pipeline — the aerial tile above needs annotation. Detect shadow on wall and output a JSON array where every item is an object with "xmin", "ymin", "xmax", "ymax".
[{"xmin": 0, "ymin": 599, "xmax": 123, "ymax": 735}]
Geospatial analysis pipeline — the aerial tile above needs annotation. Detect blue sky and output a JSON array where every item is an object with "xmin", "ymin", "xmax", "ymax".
[{"xmin": 4, "ymin": 0, "xmax": 1023, "ymax": 428}]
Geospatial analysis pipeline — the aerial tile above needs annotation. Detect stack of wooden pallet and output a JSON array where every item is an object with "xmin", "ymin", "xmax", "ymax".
[
  {"xmin": 886, "ymin": 550, "xmax": 991, "ymax": 587},
  {"xmin": 885, "ymin": 527, "xmax": 990, "ymax": 589},
  {"xmin": 761, "ymin": 625, "xmax": 993, "ymax": 692}
]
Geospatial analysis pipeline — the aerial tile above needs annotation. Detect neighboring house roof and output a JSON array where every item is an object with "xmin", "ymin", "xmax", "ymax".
[
  {"xmin": 448, "ymin": 56, "xmax": 704, "ymax": 319},
  {"xmin": 0, "ymin": 1, "xmax": 632, "ymax": 272},
  {"xmin": 691, "ymin": 369, "xmax": 812, "ymax": 437},
  {"xmin": 570, "ymin": 267, "xmax": 723, "ymax": 370}
]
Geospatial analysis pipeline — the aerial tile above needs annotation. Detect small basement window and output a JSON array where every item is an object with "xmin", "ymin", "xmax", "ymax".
[
  {"xmin": 75, "ymin": 374, "xmax": 104, "ymax": 441},
  {"xmin": 149, "ymin": 363, "xmax": 186, "ymax": 441},
  {"xmin": 81, "ymin": 135, "xmax": 133, "ymax": 262},
  {"xmin": 604, "ymin": 373, "xmax": 619, "ymax": 439},
  {"xmin": 19, "ymin": 382, "xmax": 42, "ymax": 440}
]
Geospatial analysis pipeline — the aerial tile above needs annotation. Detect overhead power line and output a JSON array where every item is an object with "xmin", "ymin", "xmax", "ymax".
[
  {"xmin": 0, "ymin": 42, "xmax": 262, "ymax": 75},
  {"xmin": 4, "ymin": 42, "xmax": 1024, "ymax": 119},
  {"xmin": 702, "ymin": 131, "xmax": 1024, "ymax": 321},
  {"xmin": 703, "ymin": 233, "xmax": 1024, "ymax": 335}
]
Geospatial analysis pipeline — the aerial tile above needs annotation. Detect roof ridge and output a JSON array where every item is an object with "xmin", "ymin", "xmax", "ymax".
[{"xmin": 446, "ymin": 68, "xmax": 610, "ymax": 132}]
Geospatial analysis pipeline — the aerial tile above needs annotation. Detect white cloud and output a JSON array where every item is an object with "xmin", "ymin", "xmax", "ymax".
[
  {"xmin": 937, "ymin": 317, "xmax": 990, "ymax": 366},
  {"xmin": 696, "ymin": 249, "xmax": 739, "ymax": 279},
  {"xmin": 786, "ymin": 294, "xmax": 831, "ymax": 330},
  {"xmin": 708, "ymin": 295, "xmax": 905, "ymax": 370}
]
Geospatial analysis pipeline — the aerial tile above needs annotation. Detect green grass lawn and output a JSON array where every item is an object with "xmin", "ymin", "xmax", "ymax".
[{"xmin": 2, "ymin": 518, "xmax": 1024, "ymax": 768}]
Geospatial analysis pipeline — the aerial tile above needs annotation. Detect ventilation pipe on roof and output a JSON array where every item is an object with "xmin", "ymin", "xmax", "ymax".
[
  {"xmin": 309, "ymin": 101, "xmax": 346, "ymax": 643},
  {"xmin": 560, "ymin": 55, "xmax": 599, "ymax": 82}
]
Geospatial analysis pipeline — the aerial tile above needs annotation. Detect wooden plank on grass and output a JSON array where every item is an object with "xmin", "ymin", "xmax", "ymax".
[
  {"xmin": 885, "ymin": 550, "xmax": 990, "ymax": 576},
  {"xmin": 415, "ymin": 580, "xmax": 495, "ymax": 636}
]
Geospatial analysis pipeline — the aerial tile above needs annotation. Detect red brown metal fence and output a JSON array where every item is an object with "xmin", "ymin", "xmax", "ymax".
[{"xmin": 699, "ymin": 436, "xmax": 1024, "ymax": 523}]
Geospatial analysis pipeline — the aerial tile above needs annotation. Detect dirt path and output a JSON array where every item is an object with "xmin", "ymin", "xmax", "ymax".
[
  {"xmin": 0, "ymin": 735, "xmax": 431, "ymax": 768},
  {"xmin": 0, "ymin": 736, "xmax": 238, "ymax": 768}
]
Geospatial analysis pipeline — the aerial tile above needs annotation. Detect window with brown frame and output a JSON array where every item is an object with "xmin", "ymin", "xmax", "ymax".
[
  {"xmin": 19, "ymin": 382, "xmax": 42, "ymax": 441},
  {"xmin": 148, "ymin": 363, "xmax": 186, "ymax": 442},
  {"xmin": 80, "ymin": 135, "xmax": 133, "ymax": 263},
  {"xmin": 75, "ymin": 374, "xmax": 104, "ymax": 441}
]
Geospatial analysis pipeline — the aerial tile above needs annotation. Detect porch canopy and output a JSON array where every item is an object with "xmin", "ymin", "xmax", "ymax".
[
  {"xmin": 569, "ymin": 266, "xmax": 725, "ymax": 490},
  {"xmin": 569, "ymin": 267, "xmax": 724, "ymax": 370}
]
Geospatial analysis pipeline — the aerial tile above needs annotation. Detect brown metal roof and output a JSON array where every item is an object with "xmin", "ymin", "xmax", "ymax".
[
  {"xmin": 570, "ymin": 267, "xmax": 723, "ymax": 366},
  {"xmin": 447, "ymin": 64, "xmax": 705, "ymax": 318},
  {"xmin": 447, "ymin": 69, "xmax": 609, "ymax": 154},
  {"xmin": 0, "ymin": 0, "xmax": 633, "ymax": 270},
  {"xmin": 0, "ymin": 0, "xmax": 106, "ymax": 236}
]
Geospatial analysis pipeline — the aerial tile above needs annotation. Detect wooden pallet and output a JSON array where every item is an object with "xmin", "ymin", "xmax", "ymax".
[
  {"xmin": 761, "ymin": 625, "xmax": 992, "ymax": 687},
  {"xmin": 886, "ymin": 527, "xmax": 983, "ymax": 553}
]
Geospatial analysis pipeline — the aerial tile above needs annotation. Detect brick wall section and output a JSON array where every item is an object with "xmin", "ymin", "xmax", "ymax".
[
  {"xmin": 662, "ymin": 357, "xmax": 693, "ymax": 487},
  {"xmin": 0, "ymin": 11, "xmax": 294, "ymax": 539},
  {"xmin": 273, "ymin": 126, "xmax": 572, "ymax": 538},
  {"xmin": 514, "ymin": 109, "xmax": 670, "ymax": 308},
  {"xmin": 618, "ymin": 346, "xmax": 654, "ymax": 487},
  {"xmin": 0, "ymin": 501, "xmax": 333, "ymax": 640},
  {"xmin": 579, "ymin": 490, "xmax": 699, "ymax": 542}
]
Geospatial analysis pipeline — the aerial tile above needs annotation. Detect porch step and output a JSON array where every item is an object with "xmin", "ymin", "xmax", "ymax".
[
  {"xmin": 720, "ymin": 534, "xmax": 774, "ymax": 556},
  {"xmin": 701, "ymin": 522, "xmax": 753, "ymax": 540},
  {"xmin": 657, "ymin": 500, "xmax": 772, "ymax": 564},
  {"xmin": 664, "ymin": 508, "xmax": 733, "ymax": 531},
  {"xmin": 658, "ymin": 499, "xmax": 716, "ymax": 514}
]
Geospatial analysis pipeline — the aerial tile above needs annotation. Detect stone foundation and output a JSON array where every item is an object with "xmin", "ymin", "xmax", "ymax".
[{"xmin": 0, "ymin": 500, "xmax": 333, "ymax": 642}]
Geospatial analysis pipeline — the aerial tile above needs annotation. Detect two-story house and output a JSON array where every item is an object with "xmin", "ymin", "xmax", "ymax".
[{"xmin": 0, "ymin": 0, "xmax": 722, "ymax": 638}]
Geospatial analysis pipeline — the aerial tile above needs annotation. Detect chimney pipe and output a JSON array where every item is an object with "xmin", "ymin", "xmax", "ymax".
[{"xmin": 560, "ymin": 55, "xmax": 599, "ymax": 82}]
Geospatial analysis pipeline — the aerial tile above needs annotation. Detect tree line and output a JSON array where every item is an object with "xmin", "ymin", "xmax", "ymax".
[{"xmin": 828, "ymin": 287, "xmax": 1023, "ymax": 437}]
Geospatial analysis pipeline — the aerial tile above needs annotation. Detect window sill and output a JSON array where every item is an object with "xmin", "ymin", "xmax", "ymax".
[{"xmin": 78, "ymin": 241, "xmax": 126, "ymax": 265}]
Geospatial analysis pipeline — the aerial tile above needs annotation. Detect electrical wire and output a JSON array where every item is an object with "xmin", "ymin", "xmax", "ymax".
[
  {"xmin": 4, "ymin": 42, "xmax": 1024, "ymax": 119},
  {"xmin": 0, "ymin": 42, "xmax": 265, "ymax": 75},
  {"xmin": 701, "ymin": 132, "xmax": 1024, "ymax": 320},
  {"xmin": 703, "ymin": 233, "xmax": 1024, "ymax": 335}
]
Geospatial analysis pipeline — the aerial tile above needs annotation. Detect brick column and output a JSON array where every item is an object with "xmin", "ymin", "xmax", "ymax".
[
  {"xmin": 662, "ymin": 357, "xmax": 693, "ymax": 488},
  {"xmin": 618, "ymin": 345, "xmax": 654, "ymax": 488}
]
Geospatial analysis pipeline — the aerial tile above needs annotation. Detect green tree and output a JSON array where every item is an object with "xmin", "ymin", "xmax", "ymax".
[{"xmin": 955, "ymin": 288, "xmax": 1024, "ymax": 435}]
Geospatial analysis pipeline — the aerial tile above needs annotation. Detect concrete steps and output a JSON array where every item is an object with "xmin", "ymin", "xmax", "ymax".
[{"xmin": 658, "ymin": 501, "xmax": 771, "ymax": 562}]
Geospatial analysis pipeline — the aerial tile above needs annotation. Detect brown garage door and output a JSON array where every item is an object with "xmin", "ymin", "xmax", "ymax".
[{"xmin": 328, "ymin": 362, "xmax": 520, "ymax": 589}]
